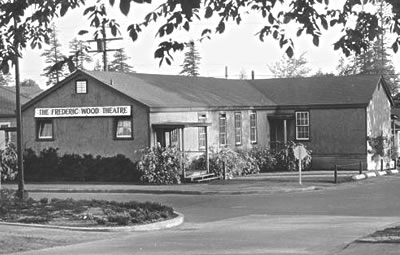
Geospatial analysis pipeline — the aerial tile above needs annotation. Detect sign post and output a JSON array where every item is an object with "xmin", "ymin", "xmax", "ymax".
[{"xmin": 293, "ymin": 145, "xmax": 307, "ymax": 185}]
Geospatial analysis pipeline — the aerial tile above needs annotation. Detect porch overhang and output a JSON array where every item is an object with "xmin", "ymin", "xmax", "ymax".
[
  {"xmin": 0, "ymin": 126, "xmax": 16, "ymax": 132},
  {"xmin": 267, "ymin": 114, "xmax": 294, "ymax": 120},
  {"xmin": 152, "ymin": 122, "xmax": 212, "ymax": 129}
]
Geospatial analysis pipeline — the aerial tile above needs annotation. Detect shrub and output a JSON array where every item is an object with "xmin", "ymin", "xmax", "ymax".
[
  {"xmin": 208, "ymin": 147, "xmax": 244, "ymax": 178},
  {"xmin": 248, "ymin": 147, "xmax": 277, "ymax": 172},
  {"xmin": 18, "ymin": 216, "xmax": 49, "ymax": 224},
  {"xmin": 24, "ymin": 147, "xmax": 141, "ymax": 182},
  {"xmin": 138, "ymin": 146, "xmax": 182, "ymax": 184},
  {"xmin": 275, "ymin": 141, "xmax": 312, "ymax": 171},
  {"xmin": 0, "ymin": 143, "xmax": 18, "ymax": 182},
  {"xmin": 235, "ymin": 149, "xmax": 260, "ymax": 175},
  {"xmin": 107, "ymin": 213, "xmax": 131, "ymax": 226}
]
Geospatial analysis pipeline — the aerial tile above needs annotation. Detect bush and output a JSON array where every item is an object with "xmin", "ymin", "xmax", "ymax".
[
  {"xmin": 275, "ymin": 141, "xmax": 312, "ymax": 171},
  {"xmin": 248, "ymin": 147, "xmax": 277, "ymax": 172},
  {"xmin": 0, "ymin": 143, "xmax": 18, "ymax": 181},
  {"xmin": 138, "ymin": 146, "xmax": 182, "ymax": 184},
  {"xmin": 24, "ymin": 147, "xmax": 141, "ymax": 182}
]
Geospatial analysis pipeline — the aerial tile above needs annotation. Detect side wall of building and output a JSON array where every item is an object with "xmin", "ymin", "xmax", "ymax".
[
  {"xmin": 0, "ymin": 116, "xmax": 16, "ymax": 149},
  {"xmin": 22, "ymin": 74, "xmax": 150, "ymax": 162},
  {"xmin": 366, "ymin": 83, "xmax": 392, "ymax": 170}
]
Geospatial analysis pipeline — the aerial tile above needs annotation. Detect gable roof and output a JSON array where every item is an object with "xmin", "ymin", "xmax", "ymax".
[
  {"xmin": 249, "ymin": 75, "xmax": 389, "ymax": 107},
  {"xmin": 22, "ymin": 70, "xmax": 389, "ymax": 112},
  {"xmin": 0, "ymin": 86, "xmax": 40, "ymax": 117}
]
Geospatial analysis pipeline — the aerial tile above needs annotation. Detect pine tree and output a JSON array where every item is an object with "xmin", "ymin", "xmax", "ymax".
[
  {"xmin": 41, "ymin": 24, "xmax": 67, "ymax": 86},
  {"xmin": 69, "ymin": 38, "xmax": 92, "ymax": 70},
  {"xmin": 268, "ymin": 52, "xmax": 311, "ymax": 78},
  {"xmin": 108, "ymin": 49, "xmax": 134, "ymax": 72},
  {"xmin": 179, "ymin": 40, "xmax": 201, "ymax": 77}
]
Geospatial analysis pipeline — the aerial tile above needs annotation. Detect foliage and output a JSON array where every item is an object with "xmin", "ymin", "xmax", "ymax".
[
  {"xmin": 0, "ymin": 143, "xmax": 18, "ymax": 181},
  {"xmin": 69, "ymin": 37, "xmax": 92, "ymax": 70},
  {"xmin": 268, "ymin": 52, "xmax": 311, "ymax": 78},
  {"xmin": 0, "ymin": 197, "xmax": 175, "ymax": 227},
  {"xmin": 41, "ymin": 24, "xmax": 68, "ymax": 86},
  {"xmin": 367, "ymin": 134, "xmax": 391, "ymax": 161},
  {"xmin": 0, "ymin": 72, "xmax": 13, "ymax": 86},
  {"xmin": 179, "ymin": 40, "xmax": 201, "ymax": 76},
  {"xmin": 108, "ymin": 48, "xmax": 134, "ymax": 72},
  {"xmin": 275, "ymin": 141, "xmax": 312, "ymax": 171},
  {"xmin": 138, "ymin": 146, "xmax": 182, "ymax": 184},
  {"xmin": 20, "ymin": 79, "xmax": 39, "ymax": 87},
  {"xmin": 247, "ymin": 146, "xmax": 277, "ymax": 172},
  {"xmin": 23, "ymin": 148, "xmax": 141, "ymax": 182}
]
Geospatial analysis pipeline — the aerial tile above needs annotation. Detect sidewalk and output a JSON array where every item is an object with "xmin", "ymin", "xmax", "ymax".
[{"xmin": 2, "ymin": 171, "xmax": 358, "ymax": 195}]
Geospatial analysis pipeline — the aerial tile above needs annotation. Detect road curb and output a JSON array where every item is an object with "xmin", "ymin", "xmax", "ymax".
[
  {"xmin": 0, "ymin": 212, "xmax": 184, "ymax": 232},
  {"xmin": 352, "ymin": 169, "xmax": 399, "ymax": 181}
]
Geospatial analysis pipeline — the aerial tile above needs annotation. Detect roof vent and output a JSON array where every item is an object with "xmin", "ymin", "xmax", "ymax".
[{"xmin": 110, "ymin": 79, "xmax": 113, "ymax": 86}]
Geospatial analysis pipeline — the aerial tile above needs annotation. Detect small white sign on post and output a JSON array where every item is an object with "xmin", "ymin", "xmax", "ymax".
[{"xmin": 293, "ymin": 145, "xmax": 308, "ymax": 185}]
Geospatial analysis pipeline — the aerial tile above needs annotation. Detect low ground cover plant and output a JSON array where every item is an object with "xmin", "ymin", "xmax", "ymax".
[{"xmin": 0, "ymin": 189, "xmax": 176, "ymax": 227}]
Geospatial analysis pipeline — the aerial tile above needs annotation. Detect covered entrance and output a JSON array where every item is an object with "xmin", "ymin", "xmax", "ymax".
[
  {"xmin": 152, "ymin": 122, "xmax": 218, "ymax": 182},
  {"xmin": 268, "ymin": 114, "xmax": 295, "ymax": 153}
]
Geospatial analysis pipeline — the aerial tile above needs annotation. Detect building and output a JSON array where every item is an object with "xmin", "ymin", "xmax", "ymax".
[
  {"xmin": 0, "ymin": 85, "xmax": 42, "ymax": 149},
  {"xmin": 21, "ymin": 70, "xmax": 393, "ymax": 170}
]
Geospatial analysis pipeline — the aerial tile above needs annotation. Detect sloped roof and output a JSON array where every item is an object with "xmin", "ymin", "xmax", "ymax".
[
  {"xmin": 249, "ymin": 75, "xmax": 385, "ymax": 106},
  {"xmin": 23, "ymin": 70, "xmax": 387, "ymax": 111},
  {"xmin": 0, "ymin": 86, "xmax": 41, "ymax": 116},
  {"xmin": 84, "ymin": 70, "xmax": 274, "ymax": 108}
]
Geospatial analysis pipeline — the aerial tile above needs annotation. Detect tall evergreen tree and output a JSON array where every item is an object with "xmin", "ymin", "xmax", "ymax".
[
  {"xmin": 179, "ymin": 40, "xmax": 201, "ymax": 77},
  {"xmin": 268, "ymin": 52, "xmax": 311, "ymax": 78},
  {"xmin": 108, "ymin": 49, "xmax": 134, "ymax": 72},
  {"xmin": 69, "ymin": 38, "xmax": 92, "ymax": 70},
  {"xmin": 41, "ymin": 24, "xmax": 67, "ymax": 86}
]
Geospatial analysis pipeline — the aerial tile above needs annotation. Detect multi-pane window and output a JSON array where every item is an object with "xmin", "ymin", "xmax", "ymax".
[
  {"xmin": 219, "ymin": 113, "xmax": 227, "ymax": 146},
  {"xmin": 37, "ymin": 119, "xmax": 53, "ymax": 140},
  {"xmin": 0, "ymin": 123, "xmax": 10, "ymax": 148},
  {"xmin": 250, "ymin": 111, "xmax": 257, "ymax": 144},
  {"xmin": 234, "ymin": 112, "xmax": 242, "ymax": 145},
  {"xmin": 295, "ymin": 111, "xmax": 310, "ymax": 140},
  {"xmin": 75, "ymin": 80, "xmax": 87, "ymax": 94},
  {"xmin": 115, "ymin": 118, "xmax": 133, "ymax": 139},
  {"xmin": 198, "ymin": 113, "xmax": 207, "ymax": 150}
]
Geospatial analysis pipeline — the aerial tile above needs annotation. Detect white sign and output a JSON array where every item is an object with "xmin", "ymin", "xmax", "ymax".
[
  {"xmin": 34, "ymin": 106, "xmax": 131, "ymax": 118},
  {"xmin": 294, "ymin": 145, "xmax": 308, "ymax": 161}
]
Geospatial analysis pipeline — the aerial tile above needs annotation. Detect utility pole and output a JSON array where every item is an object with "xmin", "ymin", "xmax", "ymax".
[
  {"xmin": 14, "ymin": 14, "xmax": 25, "ymax": 200},
  {"xmin": 87, "ymin": 22, "xmax": 122, "ymax": 71}
]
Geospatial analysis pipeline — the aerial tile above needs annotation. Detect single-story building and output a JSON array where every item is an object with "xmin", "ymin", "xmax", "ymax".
[
  {"xmin": 21, "ymin": 70, "xmax": 393, "ymax": 170},
  {"xmin": 0, "ymin": 85, "xmax": 42, "ymax": 149}
]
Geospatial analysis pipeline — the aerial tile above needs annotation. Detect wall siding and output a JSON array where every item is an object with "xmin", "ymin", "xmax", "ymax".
[{"xmin": 22, "ymin": 74, "xmax": 149, "ymax": 161}]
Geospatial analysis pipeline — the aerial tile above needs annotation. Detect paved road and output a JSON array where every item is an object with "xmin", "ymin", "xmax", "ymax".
[{"xmin": 14, "ymin": 176, "xmax": 400, "ymax": 254}]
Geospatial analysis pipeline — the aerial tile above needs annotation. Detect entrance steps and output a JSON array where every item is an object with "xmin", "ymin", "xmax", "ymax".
[{"xmin": 184, "ymin": 170, "xmax": 220, "ymax": 183}]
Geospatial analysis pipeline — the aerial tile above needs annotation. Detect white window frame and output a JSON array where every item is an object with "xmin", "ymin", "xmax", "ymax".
[
  {"xmin": 219, "ymin": 113, "xmax": 227, "ymax": 146},
  {"xmin": 198, "ymin": 113, "xmax": 207, "ymax": 150},
  {"xmin": 75, "ymin": 80, "xmax": 87, "ymax": 94},
  {"xmin": 295, "ymin": 111, "xmax": 310, "ymax": 141},
  {"xmin": 37, "ymin": 119, "xmax": 53, "ymax": 140},
  {"xmin": 115, "ymin": 118, "xmax": 133, "ymax": 139},
  {"xmin": 234, "ymin": 112, "xmax": 242, "ymax": 145},
  {"xmin": 250, "ymin": 111, "xmax": 257, "ymax": 144}
]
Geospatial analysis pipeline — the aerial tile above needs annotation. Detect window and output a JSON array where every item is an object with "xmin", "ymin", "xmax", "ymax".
[
  {"xmin": 0, "ymin": 123, "xmax": 10, "ymax": 147},
  {"xmin": 115, "ymin": 118, "xmax": 133, "ymax": 139},
  {"xmin": 219, "ymin": 113, "xmax": 227, "ymax": 146},
  {"xmin": 250, "ymin": 111, "xmax": 257, "ymax": 144},
  {"xmin": 198, "ymin": 113, "xmax": 207, "ymax": 150},
  {"xmin": 296, "ymin": 111, "xmax": 310, "ymax": 140},
  {"xmin": 234, "ymin": 112, "xmax": 242, "ymax": 145},
  {"xmin": 37, "ymin": 119, "xmax": 53, "ymax": 140},
  {"xmin": 75, "ymin": 80, "xmax": 87, "ymax": 94}
]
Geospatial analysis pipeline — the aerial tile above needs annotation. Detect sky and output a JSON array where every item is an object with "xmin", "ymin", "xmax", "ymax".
[{"xmin": 16, "ymin": 1, "xmax": 400, "ymax": 89}]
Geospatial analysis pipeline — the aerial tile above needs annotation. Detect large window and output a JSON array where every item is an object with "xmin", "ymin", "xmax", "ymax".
[
  {"xmin": 219, "ymin": 113, "xmax": 227, "ymax": 146},
  {"xmin": 295, "ymin": 111, "xmax": 310, "ymax": 140},
  {"xmin": 37, "ymin": 119, "xmax": 53, "ymax": 140},
  {"xmin": 115, "ymin": 118, "xmax": 133, "ymax": 139},
  {"xmin": 234, "ymin": 112, "xmax": 242, "ymax": 145},
  {"xmin": 198, "ymin": 113, "xmax": 207, "ymax": 150},
  {"xmin": 250, "ymin": 111, "xmax": 257, "ymax": 144},
  {"xmin": 75, "ymin": 80, "xmax": 87, "ymax": 94}
]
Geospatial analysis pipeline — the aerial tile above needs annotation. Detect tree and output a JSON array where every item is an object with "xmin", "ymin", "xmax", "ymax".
[
  {"xmin": 268, "ymin": 52, "xmax": 311, "ymax": 78},
  {"xmin": 0, "ymin": 72, "xmax": 13, "ymax": 86},
  {"xmin": 41, "ymin": 24, "xmax": 67, "ymax": 86},
  {"xmin": 312, "ymin": 70, "xmax": 335, "ymax": 77},
  {"xmin": 69, "ymin": 38, "xmax": 92, "ymax": 70},
  {"xmin": 20, "ymin": 79, "xmax": 39, "ymax": 88},
  {"xmin": 93, "ymin": 59, "xmax": 103, "ymax": 71},
  {"xmin": 179, "ymin": 40, "xmax": 201, "ymax": 77},
  {"xmin": 108, "ymin": 49, "xmax": 134, "ymax": 72},
  {"xmin": 239, "ymin": 69, "xmax": 248, "ymax": 80}
]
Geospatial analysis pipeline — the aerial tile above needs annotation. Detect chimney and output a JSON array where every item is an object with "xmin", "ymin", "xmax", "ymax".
[
  {"xmin": 225, "ymin": 66, "xmax": 228, "ymax": 79},
  {"xmin": 251, "ymin": 70, "xmax": 255, "ymax": 80}
]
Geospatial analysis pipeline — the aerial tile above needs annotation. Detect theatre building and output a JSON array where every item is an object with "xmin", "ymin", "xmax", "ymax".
[{"xmin": 22, "ymin": 70, "xmax": 393, "ymax": 170}]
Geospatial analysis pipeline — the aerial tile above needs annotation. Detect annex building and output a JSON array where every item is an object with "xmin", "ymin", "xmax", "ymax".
[{"xmin": 21, "ymin": 70, "xmax": 393, "ymax": 170}]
